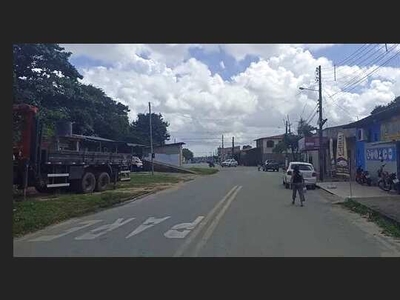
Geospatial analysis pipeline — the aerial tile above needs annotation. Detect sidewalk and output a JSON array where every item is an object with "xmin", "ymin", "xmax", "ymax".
[{"xmin": 317, "ymin": 181, "xmax": 400, "ymax": 224}]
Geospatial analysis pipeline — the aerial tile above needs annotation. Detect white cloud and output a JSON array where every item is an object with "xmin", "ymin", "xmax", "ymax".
[{"xmin": 67, "ymin": 44, "xmax": 400, "ymax": 156}]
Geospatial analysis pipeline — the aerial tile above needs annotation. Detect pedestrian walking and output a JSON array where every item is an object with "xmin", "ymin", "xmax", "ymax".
[{"xmin": 291, "ymin": 165, "xmax": 305, "ymax": 206}]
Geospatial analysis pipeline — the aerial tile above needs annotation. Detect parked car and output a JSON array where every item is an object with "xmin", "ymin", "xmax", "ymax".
[
  {"xmin": 282, "ymin": 162, "xmax": 317, "ymax": 190},
  {"xmin": 221, "ymin": 159, "xmax": 238, "ymax": 167},
  {"xmin": 131, "ymin": 156, "xmax": 143, "ymax": 172},
  {"xmin": 263, "ymin": 160, "xmax": 280, "ymax": 172}
]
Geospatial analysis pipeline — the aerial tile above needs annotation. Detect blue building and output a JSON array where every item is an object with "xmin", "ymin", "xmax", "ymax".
[{"xmin": 343, "ymin": 105, "xmax": 400, "ymax": 181}]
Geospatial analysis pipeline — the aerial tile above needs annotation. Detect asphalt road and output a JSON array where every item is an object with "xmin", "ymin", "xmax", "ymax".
[{"xmin": 13, "ymin": 167, "xmax": 400, "ymax": 257}]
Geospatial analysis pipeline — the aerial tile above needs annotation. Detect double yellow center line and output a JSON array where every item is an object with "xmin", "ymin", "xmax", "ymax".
[{"xmin": 174, "ymin": 185, "xmax": 242, "ymax": 257}]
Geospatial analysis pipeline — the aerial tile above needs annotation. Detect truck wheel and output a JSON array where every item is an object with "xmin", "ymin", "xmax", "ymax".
[
  {"xmin": 80, "ymin": 172, "xmax": 96, "ymax": 194},
  {"xmin": 96, "ymin": 172, "xmax": 110, "ymax": 192}
]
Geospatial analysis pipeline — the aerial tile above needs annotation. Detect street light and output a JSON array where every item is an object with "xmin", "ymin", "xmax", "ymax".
[
  {"xmin": 299, "ymin": 87, "xmax": 318, "ymax": 92},
  {"xmin": 299, "ymin": 68, "xmax": 325, "ymax": 182}
]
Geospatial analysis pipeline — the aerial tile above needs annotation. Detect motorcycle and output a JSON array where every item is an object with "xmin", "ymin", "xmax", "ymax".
[
  {"xmin": 356, "ymin": 166, "xmax": 372, "ymax": 186},
  {"xmin": 377, "ymin": 164, "xmax": 400, "ymax": 194}
]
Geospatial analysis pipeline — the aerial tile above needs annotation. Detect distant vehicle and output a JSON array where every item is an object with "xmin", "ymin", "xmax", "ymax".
[
  {"xmin": 221, "ymin": 159, "xmax": 238, "ymax": 167},
  {"xmin": 263, "ymin": 160, "xmax": 280, "ymax": 172},
  {"xmin": 131, "ymin": 156, "xmax": 143, "ymax": 172},
  {"xmin": 282, "ymin": 162, "xmax": 317, "ymax": 190}
]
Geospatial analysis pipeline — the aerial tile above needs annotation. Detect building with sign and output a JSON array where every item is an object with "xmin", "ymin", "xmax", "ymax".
[
  {"xmin": 254, "ymin": 134, "xmax": 290, "ymax": 164},
  {"xmin": 322, "ymin": 125, "xmax": 357, "ymax": 178},
  {"xmin": 298, "ymin": 136, "xmax": 329, "ymax": 175},
  {"xmin": 343, "ymin": 105, "xmax": 400, "ymax": 181}
]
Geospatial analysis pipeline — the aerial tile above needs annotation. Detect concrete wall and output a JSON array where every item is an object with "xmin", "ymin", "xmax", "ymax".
[
  {"xmin": 144, "ymin": 144, "xmax": 183, "ymax": 166},
  {"xmin": 145, "ymin": 153, "xmax": 180, "ymax": 166}
]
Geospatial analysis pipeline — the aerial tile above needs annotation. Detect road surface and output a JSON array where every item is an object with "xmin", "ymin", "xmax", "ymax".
[{"xmin": 14, "ymin": 167, "xmax": 400, "ymax": 257}]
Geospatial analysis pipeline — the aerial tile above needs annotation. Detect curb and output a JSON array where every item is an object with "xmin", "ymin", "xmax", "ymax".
[
  {"xmin": 317, "ymin": 183, "xmax": 400, "ymax": 223},
  {"xmin": 347, "ymin": 198, "xmax": 400, "ymax": 226}
]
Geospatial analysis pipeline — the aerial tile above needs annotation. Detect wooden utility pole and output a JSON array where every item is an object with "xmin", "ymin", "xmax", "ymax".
[
  {"xmin": 149, "ymin": 102, "xmax": 154, "ymax": 175},
  {"xmin": 232, "ymin": 137, "xmax": 234, "ymax": 159},
  {"xmin": 317, "ymin": 65, "xmax": 324, "ymax": 182}
]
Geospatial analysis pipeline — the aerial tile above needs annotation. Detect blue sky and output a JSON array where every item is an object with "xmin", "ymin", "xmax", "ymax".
[
  {"xmin": 64, "ymin": 44, "xmax": 400, "ymax": 156},
  {"xmin": 69, "ymin": 44, "xmax": 398, "ymax": 82}
]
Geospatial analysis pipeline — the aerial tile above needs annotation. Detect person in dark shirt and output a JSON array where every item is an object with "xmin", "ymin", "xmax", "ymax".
[{"xmin": 291, "ymin": 165, "xmax": 305, "ymax": 206}]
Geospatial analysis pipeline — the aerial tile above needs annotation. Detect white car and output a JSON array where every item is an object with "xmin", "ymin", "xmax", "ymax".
[
  {"xmin": 131, "ymin": 156, "xmax": 143, "ymax": 172},
  {"xmin": 282, "ymin": 162, "xmax": 317, "ymax": 190},
  {"xmin": 221, "ymin": 159, "xmax": 238, "ymax": 167}
]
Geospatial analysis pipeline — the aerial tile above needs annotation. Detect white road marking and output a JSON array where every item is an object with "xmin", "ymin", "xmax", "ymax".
[
  {"xmin": 126, "ymin": 216, "xmax": 171, "ymax": 238},
  {"xmin": 192, "ymin": 186, "xmax": 242, "ymax": 256},
  {"xmin": 75, "ymin": 218, "xmax": 135, "ymax": 240},
  {"xmin": 173, "ymin": 185, "xmax": 239, "ymax": 256},
  {"xmin": 29, "ymin": 220, "xmax": 102, "ymax": 242},
  {"xmin": 164, "ymin": 216, "xmax": 205, "ymax": 239}
]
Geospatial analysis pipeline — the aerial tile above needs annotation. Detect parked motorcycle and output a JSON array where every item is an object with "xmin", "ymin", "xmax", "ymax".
[
  {"xmin": 377, "ymin": 164, "xmax": 400, "ymax": 194},
  {"xmin": 356, "ymin": 166, "xmax": 372, "ymax": 186}
]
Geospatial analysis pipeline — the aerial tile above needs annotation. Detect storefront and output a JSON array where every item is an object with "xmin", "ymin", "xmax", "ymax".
[{"xmin": 364, "ymin": 141, "xmax": 398, "ymax": 181}]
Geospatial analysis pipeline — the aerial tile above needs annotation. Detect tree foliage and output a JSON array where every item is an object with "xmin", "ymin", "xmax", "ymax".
[
  {"xmin": 273, "ymin": 133, "xmax": 301, "ymax": 160},
  {"xmin": 371, "ymin": 96, "xmax": 400, "ymax": 114},
  {"xmin": 297, "ymin": 118, "xmax": 316, "ymax": 137},
  {"xmin": 128, "ymin": 113, "xmax": 170, "ymax": 146},
  {"xmin": 13, "ymin": 44, "xmax": 131, "ymax": 141},
  {"xmin": 182, "ymin": 148, "xmax": 194, "ymax": 161}
]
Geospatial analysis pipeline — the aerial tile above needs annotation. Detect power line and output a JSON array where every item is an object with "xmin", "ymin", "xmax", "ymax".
[
  {"xmin": 323, "ymin": 44, "xmax": 389, "ymax": 84},
  {"xmin": 336, "ymin": 44, "xmax": 395, "ymax": 90},
  {"xmin": 333, "ymin": 48, "xmax": 400, "ymax": 96},
  {"xmin": 345, "ymin": 45, "xmax": 396, "ymax": 88},
  {"xmin": 331, "ymin": 46, "xmax": 399, "ymax": 96},
  {"xmin": 305, "ymin": 103, "xmax": 318, "ymax": 124},
  {"xmin": 336, "ymin": 44, "xmax": 370, "ymax": 66}
]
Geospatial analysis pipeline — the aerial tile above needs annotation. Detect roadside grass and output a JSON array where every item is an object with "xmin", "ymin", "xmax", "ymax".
[
  {"xmin": 188, "ymin": 167, "xmax": 219, "ymax": 175},
  {"xmin": 13, "ymin": 172, "xmax": 192, "ymax": 237},
  {"xmin": 340, "ymin": 199, "xmax": 400, "ymax": 238}
]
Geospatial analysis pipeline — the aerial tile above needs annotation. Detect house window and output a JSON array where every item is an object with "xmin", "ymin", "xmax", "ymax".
[
  {"xmin": 374, "ymin": 133, "xmax": 378, "ymax": 142},
  {"xmin": 267, "ymin": 140, "xmax": 274, "ymax": 148},
  {"xmin": 358, "ymin": 129, "xmax": 362, "ymax": 140}
]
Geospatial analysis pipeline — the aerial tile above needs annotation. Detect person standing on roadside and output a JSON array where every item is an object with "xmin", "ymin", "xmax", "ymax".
[{"xmin": 291, "ymin": 165, "xmax": 305, "ymax": 206}]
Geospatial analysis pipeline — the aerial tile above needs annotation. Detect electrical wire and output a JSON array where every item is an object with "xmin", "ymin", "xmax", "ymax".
[
  {"xmin": 336, "ymin": 44, "xmax": 370, "ymax": 66},
  {"xmin": 333, "ymin": 49, "xmax": 400, "ymax": 96},
  {"xmin": 335, "ymin": 44, "xmax": 396, "ymax": 90}
]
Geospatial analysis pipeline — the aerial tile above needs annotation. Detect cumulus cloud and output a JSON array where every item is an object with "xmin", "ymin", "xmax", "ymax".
[{"xmin": 64, "ymin": 44, "xmax": 400, "ymax": 155}]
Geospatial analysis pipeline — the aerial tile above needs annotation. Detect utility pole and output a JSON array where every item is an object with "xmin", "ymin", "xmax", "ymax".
[
  {"xmin": 285, "ymin": 119, "xmax": 288, "ymax": 168},
  {"xmin": 317, "ymin": 65, "xmax": 324, "ymax": 182},
  {"xmin": 232, "ymin": 137, "xmax": 234, "ymax": 159},
  {"xmin": 221, "ymin": 134, "xmax": 224, "ymax": 162},
  {"xmin": 149, "ymin": 102, "xmax": 154, "ymax": 175}
]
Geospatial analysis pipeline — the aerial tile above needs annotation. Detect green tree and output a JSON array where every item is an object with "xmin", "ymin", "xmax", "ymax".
[
  {"xmin": 182, "ymin": 148, "xmax": 194, "ymax": 161},
  {"xmin": 129, "ymin": 113, "xmax": 170, "ymax": 146},
  {"xmin": 13, "ymin": 44, "xmax": 131, "ymax": 141},
  {"xmin": 297, "ymin": 118, "xmax": 316, "ymax": 137},
  {"xmin": 371, "ymin": 96, "xmax": 400, "ymax": 114},
  {"xmin": 273, "ymin": 133, "xmax": 301, "ymax": 160}
]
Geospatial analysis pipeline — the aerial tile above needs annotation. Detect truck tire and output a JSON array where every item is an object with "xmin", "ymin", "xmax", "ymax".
[
  {"xmin": 96, "ymin": 172, "xmax": 110, "ymax": 192},
  {"xmin": 79, "ymin": 172, "xmax": 96, "ymax": 194}
]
